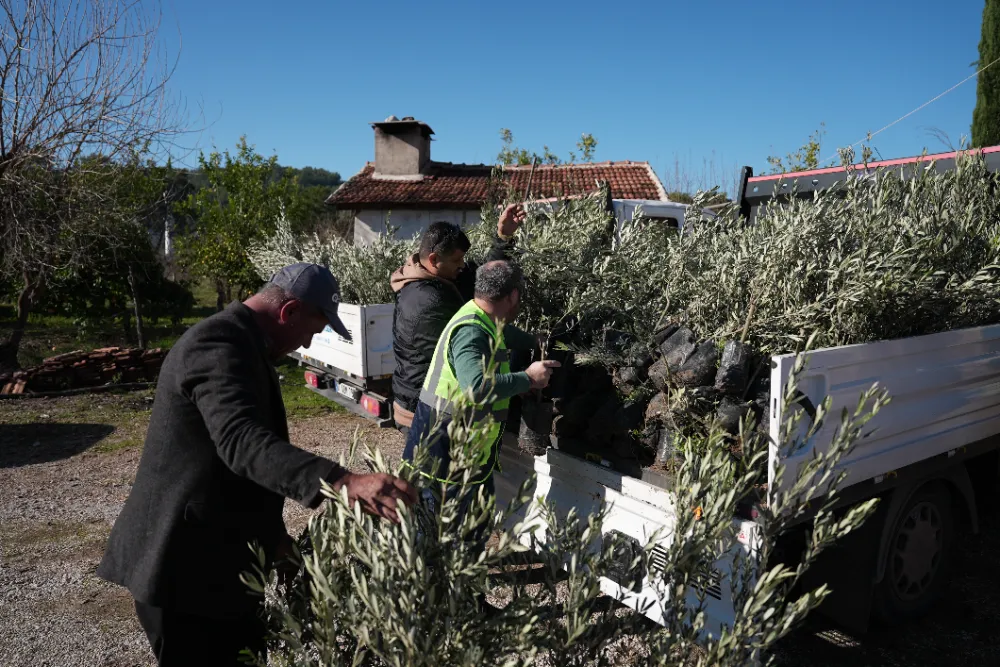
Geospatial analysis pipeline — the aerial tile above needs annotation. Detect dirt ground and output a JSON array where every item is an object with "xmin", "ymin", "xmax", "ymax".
[
  {"xmin": 1, "ymin": 390, "xmax": 998, "ymax": 666},
  {"xmin": 0, "ymin": 392, "xmax": 404, "ymax": 667}
]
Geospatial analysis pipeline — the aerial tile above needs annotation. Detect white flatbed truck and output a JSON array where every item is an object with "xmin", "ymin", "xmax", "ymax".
[
  {"xmin": 288, "ymin": 302, "xmax": 396, "ymax": 427},
  {"xmin": 288, "ymin": 177, "xmax": 1000, "ymax": 636}
]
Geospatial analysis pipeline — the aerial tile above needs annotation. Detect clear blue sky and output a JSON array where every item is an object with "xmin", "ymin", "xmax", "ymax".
[{"xmin": 161, "ymin": 0, "xmax": 986, "ymax": 194}]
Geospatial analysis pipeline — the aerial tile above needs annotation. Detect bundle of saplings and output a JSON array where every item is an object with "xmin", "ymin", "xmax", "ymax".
[
  {"xmin": 250, "ymin": 152, "xmax": 1000, "ymax": 476},
  {"xmin": 249, "ymin": 213, "xmax": 417, "ymax": 305},
  {"xmin": 476, "ymin": 151, "xmax": 1000, "ymax": 473}
]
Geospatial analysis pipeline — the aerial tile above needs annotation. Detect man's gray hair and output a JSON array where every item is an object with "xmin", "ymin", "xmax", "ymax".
[
  {"xmin": 256, "ymin": 283, "xmax": 291, "ymax": 305},
  {"xmin": 474, "ymin": 260, "xmax": 524, "ymax": 302}
]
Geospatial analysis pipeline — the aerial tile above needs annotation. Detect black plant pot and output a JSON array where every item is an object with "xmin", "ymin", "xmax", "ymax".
[
  {"xmin": 546, "ymin": 349, "xmax": 572, "ymax": 399},
  {"xmin": 519, "ymin": 397, "xmax": 554, "ymax": 456},
  {"xmin": 505, "ymin": 394, "xmax": 523, "ymax": 436}
]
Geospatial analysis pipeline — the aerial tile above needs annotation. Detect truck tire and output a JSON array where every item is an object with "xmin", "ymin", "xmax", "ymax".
[{"xmin": 873, "ymin": 484, "xmax": 955, "ymax": 625}]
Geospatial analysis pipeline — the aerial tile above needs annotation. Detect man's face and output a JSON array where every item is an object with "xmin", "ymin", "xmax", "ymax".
[
  {"xmin": 274, "ymin": 300, "xmax": 331, "ymax": 358},
  {"xmin": 499, "ymin": 289, "xmax": 521, "ymax": 321},
  {"xmin": 429, "ymin": 248, "xmax": 467, "ymax": 281}
]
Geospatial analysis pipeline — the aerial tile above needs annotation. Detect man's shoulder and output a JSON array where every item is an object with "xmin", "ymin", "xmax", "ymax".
[
  {"xmin": 168, "ymin": 305, "xmax": 250, "ymax": 356},
  {"xmin": 397, "ymin": 279, "xmax": 459, "ymax": 309},
  {"xmin": 449, "ymin": 318, "xmax": 492, "ymax": 347}
]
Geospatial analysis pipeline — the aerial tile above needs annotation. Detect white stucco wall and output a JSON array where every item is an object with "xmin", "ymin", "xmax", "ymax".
[{"xmin": 353, "ymin": 208, "xmax": 483, "ymax": 245}]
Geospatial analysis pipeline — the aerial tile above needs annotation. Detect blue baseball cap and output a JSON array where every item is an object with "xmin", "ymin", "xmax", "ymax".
[{"xmin": 267, "ymin": 263, "xmax": 351, "ymax": 341}]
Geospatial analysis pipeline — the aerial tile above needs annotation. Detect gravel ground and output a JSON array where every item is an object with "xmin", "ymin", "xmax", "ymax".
[
  {"xmin": 0, "ymin": 393, "xmax": 403, "ymax": 667},
  {"xmin": 2, "ymin": 391, "xmax": 999, "ymax": 666}
]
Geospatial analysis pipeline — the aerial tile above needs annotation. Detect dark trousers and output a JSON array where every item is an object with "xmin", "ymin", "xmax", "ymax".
[
  {"xmin": 134, "ymin": 600, "xmax": 266, "ymax": 666},
  {"xmin": 403, "ymin": 402, "xmax": 500, "ymax": 614},
  {"xmin": 403, "ymin": 401, "xmax": 498, "ymax": 545}
]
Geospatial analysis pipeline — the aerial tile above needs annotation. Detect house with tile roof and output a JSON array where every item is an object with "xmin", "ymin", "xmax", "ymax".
[{"xmin": 327, "ymin": 117, "xmax": 668, "ymax": 245}]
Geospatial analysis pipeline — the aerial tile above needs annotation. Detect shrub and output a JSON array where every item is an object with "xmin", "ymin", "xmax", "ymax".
[
  {"xmin": 641, "ymin": 149, "xmax": 1000, "ymax": 355},
  {"xmin": 36, "ymin": 257, "xmax": 195, "ymax": 334},
  {"xmin": 249, "ymin": 212, "xmax": 417, "ymax": 305},
  {"xmin": 242, "ymin": 341, "xmax": 886, "ymax": 666}
]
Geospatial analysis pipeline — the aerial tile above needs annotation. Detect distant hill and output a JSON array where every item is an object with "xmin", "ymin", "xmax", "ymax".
[
  {"xmin": 178, "ymin": 164, "xmax": 343, "ymax": 191},
  {"xmin": 285, "ymin": 165, "xmax": 342, "ymax": 189},
  {"xmin": 175, "ymin": 164, "xmax": 346, "ymax": 237}
]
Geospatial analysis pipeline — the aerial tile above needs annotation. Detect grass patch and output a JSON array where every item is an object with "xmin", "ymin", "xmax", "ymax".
[
  {"xmin": 0, "ymin": 519, "xmax": 109, "ymax": 565},
  {"xmin": 91, "ymin": 436, "xmax": 144, "ymax": 454},
  {"xmin": 9, "ymin": 521, "xmax": 96, "ymax": 546},
  {"xmin": 0, "ymin": 390, "xmax": 153, "ymax": 465},
  {"xmin": 190, "ymin": 276, "xmax": 219, "ymax": 311},
  {"xmin": 0, "ymin": 389, "xmax": 156, "ymax": 426},
  {"xmin": 277, "ymin": 358, "xmax": 343, "ymax": 420}
]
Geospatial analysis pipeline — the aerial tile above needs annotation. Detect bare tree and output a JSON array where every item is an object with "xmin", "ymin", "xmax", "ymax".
[{"xmin": 0, "ymin": 0, "xmax": 184, "ymax": 371}]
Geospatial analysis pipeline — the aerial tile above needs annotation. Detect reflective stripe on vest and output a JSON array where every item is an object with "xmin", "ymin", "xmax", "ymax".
[{"xmin": 417, "ymin": 301, "xmax": 512, "ymax": 466}]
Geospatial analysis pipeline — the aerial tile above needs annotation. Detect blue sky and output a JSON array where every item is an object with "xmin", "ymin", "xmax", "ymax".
[{"xmin": 161, "ymin": 0, "xmax": 986, "ymax": 194}]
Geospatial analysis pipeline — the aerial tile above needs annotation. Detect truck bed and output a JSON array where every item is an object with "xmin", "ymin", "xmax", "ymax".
[
  {"xmin": 494, "ymin": 439, "xmax": 756, "ymax": 639},
  {"xmin": 495, "ymin": 323, "xmax": 1000, "ymax": 637}
]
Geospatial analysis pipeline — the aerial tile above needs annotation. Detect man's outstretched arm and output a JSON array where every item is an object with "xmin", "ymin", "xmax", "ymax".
[{"xmin": 183, "ymin": 332, "xmax": 417, "ymax": 519}]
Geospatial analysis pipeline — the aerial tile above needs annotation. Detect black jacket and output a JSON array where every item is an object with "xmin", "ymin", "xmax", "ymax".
[
  {"xmin": 96, "ymin": 302, "xmax": 346, "ymax": 618},
  {"xmin": 390, "ymin": 235, "xmax": 516, "ymax": 413}
]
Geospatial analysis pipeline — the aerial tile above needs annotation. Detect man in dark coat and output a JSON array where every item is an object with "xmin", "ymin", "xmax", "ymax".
[
  {"xmin": 96, "ymin": 263, "xmax": 417, "ymax": 666},
  {"xmin": 390, "ymin": 205, "xmax": 526, "ymax": 434}
]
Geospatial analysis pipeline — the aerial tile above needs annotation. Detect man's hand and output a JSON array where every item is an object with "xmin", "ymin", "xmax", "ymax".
[
  {"xmin": 498, "ymin": 203, "xmax": 527, "ymax": 238},
  {"xmin": 330, "ymin": 472, "xmax": 419, "ymax": 523},
  {"xmin": 525, "ymin": 360, "xmax": 561, "ymax": 389}
]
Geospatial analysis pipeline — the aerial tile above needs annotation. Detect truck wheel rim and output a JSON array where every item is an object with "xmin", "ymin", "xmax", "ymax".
[{"xmin": 891, "ymin": 501, "xmax": 943, "ymax": 602}]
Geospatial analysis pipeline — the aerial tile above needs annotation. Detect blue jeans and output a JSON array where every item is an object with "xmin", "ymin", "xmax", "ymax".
[{"xmin": 403, "ymin": 401, "xmax": 498, "ymax": 543}]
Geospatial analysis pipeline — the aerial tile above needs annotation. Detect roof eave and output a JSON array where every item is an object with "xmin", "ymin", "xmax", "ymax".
[{"xmin": 326, "ymin": 201, "xmax": 485, "ymax": 211}]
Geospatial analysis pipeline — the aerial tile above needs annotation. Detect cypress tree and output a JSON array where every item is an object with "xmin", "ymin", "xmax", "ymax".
[{"xmin": 972, "ymin": 0, "xmax": 1000, "ymax": 147}]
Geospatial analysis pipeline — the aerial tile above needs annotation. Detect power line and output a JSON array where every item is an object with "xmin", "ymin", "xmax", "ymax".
[{"xmin": 816, "ymin": 54, "xmax": 1000, "ymax": 167}]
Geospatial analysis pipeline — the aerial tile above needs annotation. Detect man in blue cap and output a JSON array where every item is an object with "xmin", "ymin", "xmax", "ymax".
[{"xmin": 97, "ymin": 263, "xmax": 417, "ymax": 666}]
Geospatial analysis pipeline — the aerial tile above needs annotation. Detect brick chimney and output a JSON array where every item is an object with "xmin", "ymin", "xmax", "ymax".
[{"xmin": 371, "ymin": 116, "xmax": 434, "ymax": 179}]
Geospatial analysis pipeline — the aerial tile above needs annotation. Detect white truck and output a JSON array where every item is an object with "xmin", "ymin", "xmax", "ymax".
[
  {"xmin": 289, "ymin": 302, "xmax": 397, "ymax": 426},
  {"xmin": 289, "ymin": 175, "xmax": 1000, "ymax": 636}
]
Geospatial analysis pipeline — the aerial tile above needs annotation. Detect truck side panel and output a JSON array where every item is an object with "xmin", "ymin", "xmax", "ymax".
[
  {"xmin": 495, "ymin": 440, "xmax": 758, "ymax": 639},
  {"xmin": 770, "ymin": 323, "xmax": 1000, "ymax": 499},
  {"xmin": 362, "ymin": 304, "xmax": 396, "ymax": 379},
  {"xmin": 296, "ymin": 303, "xmax": 367, "ymax": 377},
  {"xmin": 295, "ymin": 303, "xmax": 396, "ymax": 380}
]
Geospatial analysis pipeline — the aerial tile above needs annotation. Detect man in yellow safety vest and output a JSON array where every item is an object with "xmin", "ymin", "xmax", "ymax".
[{"xmin": 402, "ymin": 260, "xmax": 559, "ymax": 508}]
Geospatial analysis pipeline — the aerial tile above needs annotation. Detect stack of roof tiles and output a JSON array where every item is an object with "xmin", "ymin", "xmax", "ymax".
[
  {"xmin": 327, "ymin": 161, "xmax": 667, "ymax": 209},
  {"xmin": 0, "ymin": 347, "xmax": 166, "ymax": 395}
]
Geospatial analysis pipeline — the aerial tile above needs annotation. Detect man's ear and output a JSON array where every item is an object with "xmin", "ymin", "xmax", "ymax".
[
  {"xmin": 426, "ymin": 251, "xmax": 439, "ymax": 268},
  {"xmin": 276, "ymin": 299, "xmax": 302, "ymax": 324}
]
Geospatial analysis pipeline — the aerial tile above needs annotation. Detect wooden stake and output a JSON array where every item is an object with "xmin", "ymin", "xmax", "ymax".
[
  {"xmin": 521, "ymin": 157, "xmax": 539, "ymax": 245},
  {"xmin": 523, "ymin": 156, "xmax": 538, "ymax": 201},
  {"xmin": 740, "ymin": 289, "xmax": 759, "ymax": 344}
]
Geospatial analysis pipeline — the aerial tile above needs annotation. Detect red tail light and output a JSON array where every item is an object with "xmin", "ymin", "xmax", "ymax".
[
  {"xmin": 361, "ymin": 394, "xmax": 383, "ymax": 417},
  {"xmin": 304, "ymin": 371, "xmax": 319, "ymax": 388}
]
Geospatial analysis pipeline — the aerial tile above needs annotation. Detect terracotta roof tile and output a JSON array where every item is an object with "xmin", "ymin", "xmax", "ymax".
[{"xmin": 327, "ymin": 161, "xmax": 666, "ymax": 209}]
